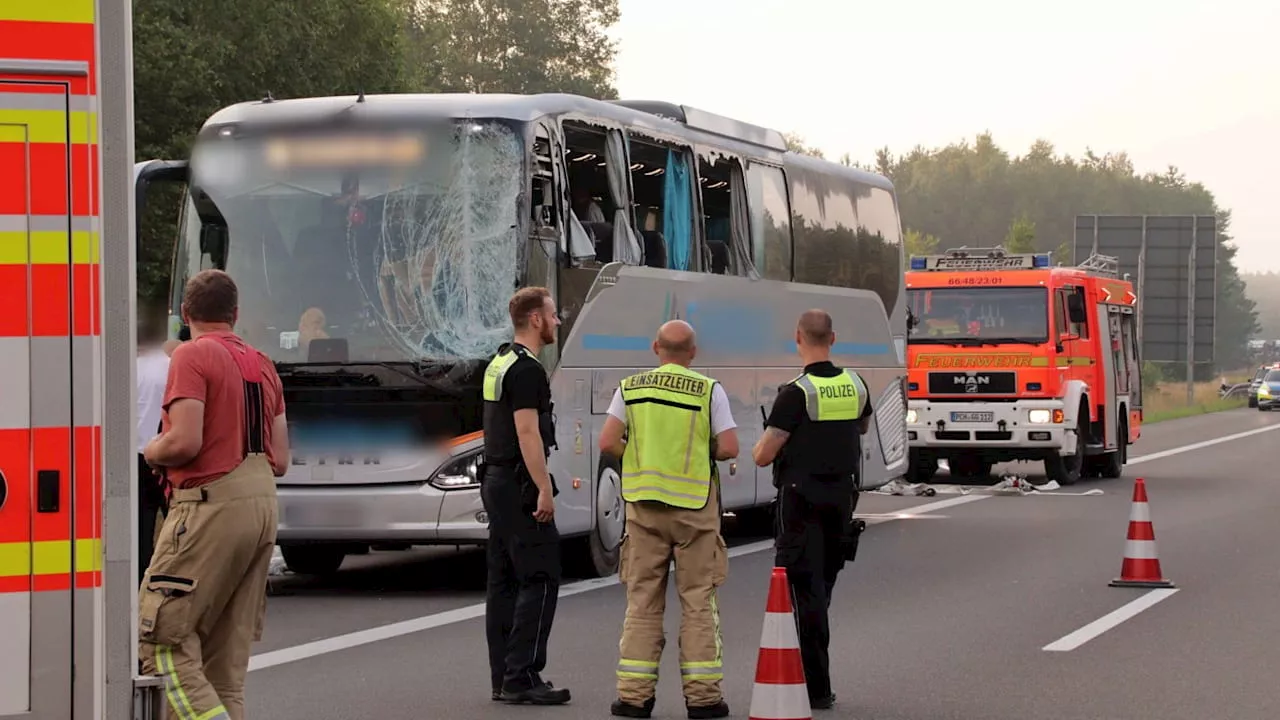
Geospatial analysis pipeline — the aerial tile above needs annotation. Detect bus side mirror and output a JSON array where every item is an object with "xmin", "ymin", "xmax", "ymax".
[
  {"xmin": 906, "ymin": 308, "xmax": 918, "ymax": 331},
  {"xmin": 1066, "ymin": 294, "xmax": 1087, "ymax": 324}
]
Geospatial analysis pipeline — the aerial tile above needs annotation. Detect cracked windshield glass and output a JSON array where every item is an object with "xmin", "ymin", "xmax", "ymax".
[{"xmin": 179, "ymin": 121, "xmax": 523, "ymax": 364}]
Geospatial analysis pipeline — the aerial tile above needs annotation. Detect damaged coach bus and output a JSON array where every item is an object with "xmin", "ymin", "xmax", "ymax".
[{"xmin": 135, "ymin": 93, "xmax": 909, "ymax": 578}]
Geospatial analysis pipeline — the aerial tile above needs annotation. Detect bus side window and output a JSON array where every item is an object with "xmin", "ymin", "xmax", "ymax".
[
  {"xmin": 696, "ymin": 154, "xmax": 755, "ymax": 278},
  {"xmin": 788, "ymin": 164, "xmax": 859, "ymax": 289},
  {"xmin": 745, "ymin": 162, "xmax": 792, "ymax": 281},
  {"xmin": 628, "ymin": 135, "xmax": 695, "ymax": 270}
]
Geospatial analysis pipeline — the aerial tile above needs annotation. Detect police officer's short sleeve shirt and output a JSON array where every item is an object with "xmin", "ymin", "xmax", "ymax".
[
  {"xmin": 766, "ymin": 360, "xmax": 873, "ymax": 433},
  {"xmin": 607, "ymin": 384, "xmax": 737, "ymax": 435},
  {"xmin": 505, "ymin": 352, "xmax": 550, "ymax": 412}
]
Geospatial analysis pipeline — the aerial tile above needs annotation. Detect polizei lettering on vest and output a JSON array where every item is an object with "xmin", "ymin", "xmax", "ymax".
[
  {"xmin": 818, "ymin": 384, "xmax": 857, "ymax": 399},
  {"xmin": 627, "ymin": 372, "xmax": 707, "ymax": 396}
]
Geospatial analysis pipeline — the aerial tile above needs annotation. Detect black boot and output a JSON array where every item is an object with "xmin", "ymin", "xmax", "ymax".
[
  {"xmin": 611, "ymin": 697, "xmax": 656, "ymax": 718},
  {"xmin": 687, "ymin": 699, "xmax": 730, "ymax": 719},
  {"xmin": 811, "ymin": 692, "xmax": 836, "ymax": 710},
  {"xmin": 499, "ymin": 681, "xmax": 571, "ymax": 705}
]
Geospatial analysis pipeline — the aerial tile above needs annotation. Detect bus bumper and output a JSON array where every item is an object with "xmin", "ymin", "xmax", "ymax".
[
  {"xmin": 906, "ymin": 399, "xmax": 1075, "ymax": 455},
  {"xmin": 275, "ymin": 483, "xmax": 489, "ymax": 544}
]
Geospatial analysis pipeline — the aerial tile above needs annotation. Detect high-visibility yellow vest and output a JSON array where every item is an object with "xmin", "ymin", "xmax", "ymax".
[
  {"xmin": 619, "ymin": 363, "xmax": 717, "ymax": 509},
  {"xmin": 482, "ymin": 344, "xmax": 531, "ymax": 402},
  {"xmin": 790, "ymin": 370, "xmax": 866, "ymax": 422}
]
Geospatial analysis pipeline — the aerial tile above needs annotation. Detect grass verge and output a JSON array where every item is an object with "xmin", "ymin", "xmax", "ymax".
[{"xmin": 1142, "ymin": 380, "xmax": 1247, "ymax": 424}]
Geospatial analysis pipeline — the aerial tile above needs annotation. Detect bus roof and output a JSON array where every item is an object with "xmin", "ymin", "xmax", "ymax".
[{"xmin": 199, "ymin": 92, "xmax": 896, "ymax": 192}]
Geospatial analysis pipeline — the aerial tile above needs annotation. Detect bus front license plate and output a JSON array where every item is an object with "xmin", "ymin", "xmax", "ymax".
[{"xmin": 950, "ymin": 411, "xmax": 993, "ymax": 423}]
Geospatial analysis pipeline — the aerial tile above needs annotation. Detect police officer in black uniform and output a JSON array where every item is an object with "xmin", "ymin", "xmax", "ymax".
[
  {"xmin": 752, "ymin": 309, "xmax": 873, "ymax": 710},
  {"xmin": 480, "ymin": 286, "xmax": 571, "ymax": 706}
]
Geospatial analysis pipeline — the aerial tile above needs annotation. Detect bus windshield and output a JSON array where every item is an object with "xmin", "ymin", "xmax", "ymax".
[
  {"xmin": 174, "ymin": 120, "xmax": 525, "ymax": 364},
  {"xmin": 908, "ymin": 286, "xmax": 1049, "ymax": 344}
]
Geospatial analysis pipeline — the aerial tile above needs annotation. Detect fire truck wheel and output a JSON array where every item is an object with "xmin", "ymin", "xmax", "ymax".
[
  {"xmin": 949, "ymin": 454, "xmax": 991, "ymax": 479},
  {"xmin": 1044, "ymin": 433, "xmax": 1085, "ymax": 486},
  {"xmin": 906, "ymin": 453, "xmax": 938, "ymax": 483},
  {"xmin": 1098, "ymin": 417, "xmax": 1127, "ymax": 479}
]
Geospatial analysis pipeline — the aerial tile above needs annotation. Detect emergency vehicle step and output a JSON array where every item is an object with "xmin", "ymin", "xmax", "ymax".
[{"xmin": 133, "ymin": 675, "xmax": 166, "ymax": 720}]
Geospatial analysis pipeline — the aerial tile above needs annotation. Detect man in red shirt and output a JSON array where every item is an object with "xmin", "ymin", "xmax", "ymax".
[{"xmin": 140, "ymin": 269, "xmax": 289, "ymax": 720}]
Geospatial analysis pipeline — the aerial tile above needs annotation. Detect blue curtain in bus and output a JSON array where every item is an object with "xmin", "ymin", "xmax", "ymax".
[{"xmin": 663, "ymin": 149, "xmax": 692, "ymax": 271}]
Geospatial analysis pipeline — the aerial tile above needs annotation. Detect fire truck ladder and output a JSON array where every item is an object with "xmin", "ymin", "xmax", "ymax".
[{"xmin": 1077, "ymin": 252, "xmax": 1120, "ymax": 278}]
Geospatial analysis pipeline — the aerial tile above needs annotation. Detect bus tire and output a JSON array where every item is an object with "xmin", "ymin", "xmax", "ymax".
[
  {"xmin": 575, "ymin": 456, "xmax": 624, "ymax": 578},
  {"xmin": 280, "ymin": 544, "xmax": 347, "ymax": 576}
]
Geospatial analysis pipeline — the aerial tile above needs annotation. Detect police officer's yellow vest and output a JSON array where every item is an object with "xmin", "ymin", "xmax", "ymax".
[
  {"xmin": 789, "ymin": 369, "xmax": 866, "ymax": 422},
  {"xmin": 618, "ymin": 363, "xmax": 717, "ymax": 509},
  {"xmin": 482, "ymin": 344, "xmax": 532, "ymax": 402}
]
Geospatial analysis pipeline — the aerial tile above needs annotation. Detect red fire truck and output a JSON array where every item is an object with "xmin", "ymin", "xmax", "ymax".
[
  {"xmin": 2, "ymin": 1, "xmax": 151, "ymax": 718},
  {"xmin": 904, "ymin": 247, "xmax": 1143, "ymax": 486}
]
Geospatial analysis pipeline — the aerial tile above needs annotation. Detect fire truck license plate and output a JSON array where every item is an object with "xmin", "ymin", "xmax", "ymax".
[{"xmin": 950, "ymin": 411, "xmax": 993, "ymax": 423}]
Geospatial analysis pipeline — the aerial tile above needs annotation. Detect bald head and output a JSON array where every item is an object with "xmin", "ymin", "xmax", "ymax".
[
  {"xmin": 797, "ymin": 309, "xmax": 835, "ymax": 347},
  {"xmin": 654, "ymin": 320, "xmax": 697, "ymax": 365}
]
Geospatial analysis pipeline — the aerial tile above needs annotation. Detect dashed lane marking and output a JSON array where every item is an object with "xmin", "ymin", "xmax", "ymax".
[{"xmin": 1042, "ymin": 589, "xmax": 1180, "ymax": 652}]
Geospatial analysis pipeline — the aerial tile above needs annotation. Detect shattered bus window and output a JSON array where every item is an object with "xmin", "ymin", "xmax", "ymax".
[{"xmin": 177, "ymin": 120, "xmax": 525, "ymax": 364}]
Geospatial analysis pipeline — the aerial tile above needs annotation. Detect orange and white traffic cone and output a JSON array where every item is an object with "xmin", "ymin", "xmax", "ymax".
[
  {"xmin": 1109, "ymin": 477, "xmax": 1176, "ymax": 589},
  {"xmin": 748, "ymin": 567, "xmax": 811, "ymax": 720}
]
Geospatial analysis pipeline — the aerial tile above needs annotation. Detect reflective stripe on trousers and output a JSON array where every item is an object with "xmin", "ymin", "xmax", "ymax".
[{"xmin": 157, "ymin": 646, "xmax": 230, "ymax": 720}]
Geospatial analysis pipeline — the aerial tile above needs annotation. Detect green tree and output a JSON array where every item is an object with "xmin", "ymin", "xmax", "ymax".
[
  {"xmin": 406, "ymin": 0, "xmax": 620, "ymax": 97},
  {"xmin": 904, "ymin": 228, "xmax": 940, "ymax": 256},
  {"xmin": 783, "ymin": 132, "xmax": 824, "ymax": 159},
  {"xmin": 1004, "ymin": 214, "xmax": 1036, "ymax": 252}
]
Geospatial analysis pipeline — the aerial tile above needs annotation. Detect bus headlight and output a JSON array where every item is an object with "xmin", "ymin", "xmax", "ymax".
[
  {"xmin": 429, "ymin": 451, "xmax": 482, "ymax": 490},
  {"xmin": 905, "ymin": 409, "xmax": 918, "ymax": 424},
  {"xmin": 1027, "ymin": 409, "xmax": 1052, "ymax": 424}
]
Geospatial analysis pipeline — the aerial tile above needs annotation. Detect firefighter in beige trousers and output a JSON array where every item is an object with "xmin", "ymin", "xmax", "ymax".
[
  {"xmin": 140, "ymin": 269, "xmax": 290, "ymax": 720},
  {"xmin": 598, "ymin": 320, "xmax": 740, "ymax": 720}
]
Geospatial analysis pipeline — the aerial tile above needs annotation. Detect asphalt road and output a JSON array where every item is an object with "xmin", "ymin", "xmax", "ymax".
[{"xmin": 243, "ymin": 409, "xmax": 1280, "ymax": 719}]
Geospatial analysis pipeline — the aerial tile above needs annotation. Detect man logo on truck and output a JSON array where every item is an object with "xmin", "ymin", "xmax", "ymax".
[{"xmin": 953, "ymin": 374, "xmax": 990, "ymax": 393}]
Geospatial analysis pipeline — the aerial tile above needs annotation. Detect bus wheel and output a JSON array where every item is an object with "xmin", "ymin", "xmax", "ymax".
[
  {"xmin": 577, "ymin": 456, "xmax": 624, "ymax": 578},
  {"xmin": 280, "ymin": 545, "xmax": 347, "ymax": 576}
]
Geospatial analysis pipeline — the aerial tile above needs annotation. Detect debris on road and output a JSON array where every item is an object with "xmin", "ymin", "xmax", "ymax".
[
  {"xmin": 873, "ymin": 478, "xmax": 938, "ymax": 497},
  {"xmin": 880, "ymin": 471, "xmax": 1106, "ymax": 497}
]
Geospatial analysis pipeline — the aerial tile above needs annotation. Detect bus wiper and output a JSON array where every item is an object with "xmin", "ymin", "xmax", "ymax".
[{"xmin": 276, "ymin": 360, "xmax": 478, "ymax": 395}]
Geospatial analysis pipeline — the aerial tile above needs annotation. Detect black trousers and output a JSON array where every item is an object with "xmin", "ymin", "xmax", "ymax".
[
  {"xmin": 774, "ymin": 478, "xmax": 857, "ymax": 701},
  {"xmin": 480, "ymin": 465, "xmax": 562, "ymax": 693},
  {"xmin": 136, "ymin": 454, "xmax": 169, "ymax": 586}
]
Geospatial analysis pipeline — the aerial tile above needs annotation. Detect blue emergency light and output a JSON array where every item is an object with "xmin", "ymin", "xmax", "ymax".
[
  {"xmin": 1032, "ymin": 253, "xmax": 1051, "ymax": 268},
  {"xmin": 909, "ymin": 257, "xmax": 927, "ymax": 270}
]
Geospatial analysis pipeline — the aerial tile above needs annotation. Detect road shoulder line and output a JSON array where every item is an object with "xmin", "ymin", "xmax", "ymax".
[{"xmin": 1042, "ymin": 589, "xmax": 1179, "ymax": 652}]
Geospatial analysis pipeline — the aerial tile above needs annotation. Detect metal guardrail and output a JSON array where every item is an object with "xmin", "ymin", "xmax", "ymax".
[{"xmin": 1219, "ymin": 383, "xmax": 1252, "ymax": 400}]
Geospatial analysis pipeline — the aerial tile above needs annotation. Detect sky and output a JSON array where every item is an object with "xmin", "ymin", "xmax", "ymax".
[{"xmin": 613, "ymin": 0, "xmax": 1279, "ymax": 271}]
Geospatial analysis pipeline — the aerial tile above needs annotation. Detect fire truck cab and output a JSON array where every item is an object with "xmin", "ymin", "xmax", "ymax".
[{"xmin": 904, "ymin": 247, "xmax": 1142, "ymax": 486}]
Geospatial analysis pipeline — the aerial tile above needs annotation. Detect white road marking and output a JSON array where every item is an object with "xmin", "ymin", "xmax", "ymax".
[
  {"xmin": 249, "ymin": 419, "xmax": 1278, "ymax": 672},
  {"xmin": 247, "ymin": 494, "xmax": 987, "ymax": 672},
  {"xmin": 1123, "ymin": 421, "xmax": 1280, "ymax": 466},
  {"xmin": 1042, "ymin": 589, "xmax": 1180, "ymax": 652}
]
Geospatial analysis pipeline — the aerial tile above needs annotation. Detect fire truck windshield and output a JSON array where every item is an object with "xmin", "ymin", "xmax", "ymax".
[
  {"xmin": 172, "ymin": 120, "xmax": 525, "ymax": 364},
  {"xmin": 908, "ymin": 286, "xmax": 1049, "ymax": 345}
]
